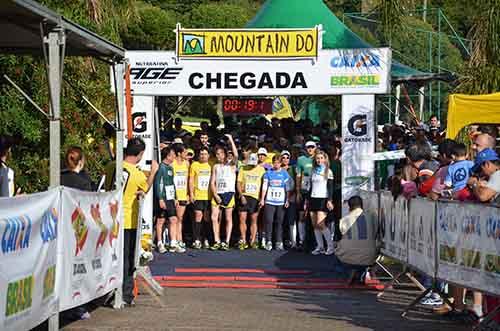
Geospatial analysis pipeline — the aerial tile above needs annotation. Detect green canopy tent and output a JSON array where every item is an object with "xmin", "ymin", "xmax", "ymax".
[{"xmin": 246, "ymin": 0, "xmax": 444, "ymax": 83}]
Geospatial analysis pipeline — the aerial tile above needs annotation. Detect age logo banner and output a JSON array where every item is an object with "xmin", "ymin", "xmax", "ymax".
[{"xmin": 176, "ymin": 24, "xmax": 321, "ymax": 60}]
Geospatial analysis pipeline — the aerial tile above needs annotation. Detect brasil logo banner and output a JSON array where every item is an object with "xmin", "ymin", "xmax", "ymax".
[{"xmin": 176, "ymin": 24, "xmax": 321, "ymax": 60}]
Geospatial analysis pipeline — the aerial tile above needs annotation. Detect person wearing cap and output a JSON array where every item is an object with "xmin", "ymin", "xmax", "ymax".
[
  {"xmin": 468, "ymin": 148, "xmax": 500, "ymax": 204},
  {"xmin": 257, "ymin": 147, "xmax": 272, "ymax": 171},
  {"xmin": 172, "ymin": 143, "xmax": 190, "ymax": 251},
  {"xmin": 281, "ymin": 150, "xmax": 298, "ymax": 248},
  {"xmin": 237, "ymin": 153, "xmax": 266, "ymax": 250},
  {"xmin": 295, "ymin": 140, "xmax": 317, "ymax": 250},
  {"xmin": 185, "ymin": 148, "xmax": 195, "ymax": 163},
  {"xmin": 189, "ymin": 146, "xmax": 212, "ymax": 249},
  {"xmin": 259, "ymin": 155, "xmax": 292, "ymax": 251}
]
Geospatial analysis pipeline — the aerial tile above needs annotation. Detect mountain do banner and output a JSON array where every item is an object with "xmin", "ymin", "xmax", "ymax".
[
  {"xmin": 0, "ymin": 190, "xmax": 59, "ymax": 331},
  {"xmin": 58, "ymin": 188, "xmax": 123, "ymax": 311},
  {"xmin": 437, "ymin": 202, "xmax": 500, "ymax": 295},
  {"xmin": 408, "ymin": 198, "xmax": 437, "ymax": 276},
  {"xmin": 379, "ymin": 192, "xmax": 408, "ymax": 263},
  {"xmin": 126, "ymin": 48, "xmax": 391, "ymax": 96}
]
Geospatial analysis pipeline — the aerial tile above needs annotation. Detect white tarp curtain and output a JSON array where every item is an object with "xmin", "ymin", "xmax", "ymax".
[{"xmin": 0, "ymin": 189, "xmax": 59, "ymax": 331}]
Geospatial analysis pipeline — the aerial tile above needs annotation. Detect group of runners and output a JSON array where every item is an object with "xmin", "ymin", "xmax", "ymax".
[{"xmin": 153, "ymin": 124, "xmax": 338, "ymax": 256}]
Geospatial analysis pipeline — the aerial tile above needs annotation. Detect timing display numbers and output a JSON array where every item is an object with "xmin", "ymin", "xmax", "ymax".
[{"xmin": 223, "ymin": 98, "xmax": 273, "ymax": 115}]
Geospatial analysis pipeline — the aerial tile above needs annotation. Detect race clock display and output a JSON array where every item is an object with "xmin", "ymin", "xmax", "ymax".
[{"xmin": 223, "ymin": 98, "xmax": 273, "ymax": 115}]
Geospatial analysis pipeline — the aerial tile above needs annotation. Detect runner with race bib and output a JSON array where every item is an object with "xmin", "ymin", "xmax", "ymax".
[
  {"xmin": 237, "ymin": 153, "xmax": 265, "ymax": 250},
  {"xmin": 295, "ymin": 141, "xmax": 317, "ymax": 250},
  {"xmin": 306, "ymin": 150, "xmax": 335, "ymax": 256},
  {"xmin": 189, "ymin": 146, "xmax": 212, "ymax": 249},
  {"xmin": 260, "ymin": 155, "xmax": 292, "ymax": 251},
  {"xmin": 154, "ymin": 146, "xmax": 184, "ymax": 253},
  {"xmin": 172, "ymin": 143, "xmax": 190, "ymax": 250},
  {"xmin": 210, "ymin": 134, "xmax": 238, "ymax": 251}
]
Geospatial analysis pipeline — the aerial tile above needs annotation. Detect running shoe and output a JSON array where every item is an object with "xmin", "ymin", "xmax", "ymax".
[
  {"xmin": 312, "ymin": 247, "xmax": 325, "ymax": 255},
  {"xmin": 260, "ymin": 238, "xmax": 266, "ymax": 249},
  {"xmin": 157, "ymin": 242, "xmax": 167, "ymax": 254},
  {"xmin": 220, "ymin": 242, "xmax": 229, "ymax": 251},
  {"xmin": 179, "ymin": 241, "xmax": 186, "ymax": 249},
  {"xmin": 250, "ymin": 242, "xmax": 259, "ymax": 249},
  {"xmin": 238, "ymin": 240, "xmax": 248, "ymax": 250},
  {"xmin": 168, "ymin": 243, "xmax": 177, "ymax": 253},
  {"xmin": 420, "ymin": 292, "xmax": 443, "ymax": 306},
  {"xmin": 203, "ymin": 240, "xmax": 210, "ymax": 249},
  {"xmin": 192, "ymin": 240, "xmax": 202, "ymax": 249},
  {"xmin": 265, "ymin": 242, "xmax": 273, "ymax": 251},
  {"xmin": 275, "ymin": 242, "xmax": 284, "ymax": 251},
  {"xmin": 174, "ymin": 244, "xmax": 186, "ymax": 253},
  {"xmin": 325, "ymin": 246, "xmax": 335, "ymax": 256},
  {"xmin": 210, "ymin": 242, "xmax": 221, "ymax": 250}
]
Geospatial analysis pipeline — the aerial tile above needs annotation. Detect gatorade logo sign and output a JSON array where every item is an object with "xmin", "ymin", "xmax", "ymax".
[
  {"xmin": 188, "ymin": 72, "xmax": 308, "ymax": 90},
  {"xmin": 345, "ymin": 114, "xmax": 371, "ymax": 142}
]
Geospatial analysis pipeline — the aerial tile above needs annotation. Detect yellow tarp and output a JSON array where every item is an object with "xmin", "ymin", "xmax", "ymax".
[{"xmin": 447, "ymin": 92, "xmax": 500, "ymax": 138}]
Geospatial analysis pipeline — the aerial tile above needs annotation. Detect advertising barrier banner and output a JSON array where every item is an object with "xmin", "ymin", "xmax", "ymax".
[
  {"xmin": 341, "ymin": 95, "xmax": 375, "ymax": 213},
  {"xmin": 359, "ymin": 190, "xmax": 379, "ymax": 227},
  {"xmin": 58, "ymin": 188, "xmax": 123, "ymax": 311},
  {"xmin": 379, "ymin": 193, "xmax": 408, "ymax": 263},
  {"xmin": 126, "ymin": 49, "xmax": 391, "ymax": 96},
  {"xmin": 176, "ymin": 24, "xmax": 321, "ymax": 59},
  {"xmin": 0, "ymin": 190, "xmax": 59, "ymax": 331},
  {"xmin": 408, "ymin": 198, "xmax": 437, "ymax": 276},
  {"xmin": 437, "ymin": 202, "xmax": 500, "ymax": 295}
]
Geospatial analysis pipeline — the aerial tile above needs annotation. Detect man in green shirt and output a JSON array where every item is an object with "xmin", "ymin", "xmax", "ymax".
[
  {"xmin": 154, "ymin": 146, "xmax": 185, "ymax": 253},
  {"xmin": 295, "ymin": 141, "xmax": 316, "ymax": 250}
]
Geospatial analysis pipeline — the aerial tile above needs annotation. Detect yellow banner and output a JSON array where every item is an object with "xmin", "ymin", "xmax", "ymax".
[{"xmin": 176, "ymin": 24, "xmax": 319, "ymax": 59}]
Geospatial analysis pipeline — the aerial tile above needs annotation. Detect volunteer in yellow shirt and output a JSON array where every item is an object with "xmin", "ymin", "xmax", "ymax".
[
  {"xmin": 122, "ymin": 137, "xmax": 158, "ymax": 306},
  {"xmin": 189, "ymin": 146, "xmax": 212, "ymax": 249},
  {"xmin": 236, "ymin": 153, "xmax": 265, "ymax": 250},
  {"xmin": 172, "ymin": 143, "xmax": 190, "ymax": 249}
]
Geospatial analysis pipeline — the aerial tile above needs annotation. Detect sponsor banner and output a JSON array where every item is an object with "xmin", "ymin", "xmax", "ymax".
[
  {"xmin": 379, "ymin": 192, "xmax": 408, "ymax": 263},
  {"xmin": 176, "ymin": 24, "xmax": 320, "ymax": 59},
  {"xmin": 58, "ymin": 188, "xmax": 123, "ymax": 311},
  {"xmin": 437, "ymin": 202, "xmax": 500, "ymax": 295},
  {"xmin": 408, "ymin": 198, "xmax": 437, "ymax": 276},
  {"xmin": 0, "ymin": 190, "xmax": 59, "ymax": 331},
  {"xmin": 125, "ymin": 48, "xmax": 391, "ymax": 96},
  {"xmin": 341, "ymin": 94, "xmax": 375, "ymax": 213}
]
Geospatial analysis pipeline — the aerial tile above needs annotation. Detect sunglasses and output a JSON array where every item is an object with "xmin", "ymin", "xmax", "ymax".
[
  {"xmin": 306, "ymin": 146, "xmax": 316, "ymax": 149},
  {"xmin": 281, "ymin": 156, "xmax": 290, "ymax": 159}
]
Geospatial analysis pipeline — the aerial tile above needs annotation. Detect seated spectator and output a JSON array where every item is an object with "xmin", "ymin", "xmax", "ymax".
[
  {"xmin": 335, "ymin": 196, "xmax": 378, "ymax": 280},
  {"xmin": 444, "ymin": 143, "xmax": 474, "ymax": 201}
]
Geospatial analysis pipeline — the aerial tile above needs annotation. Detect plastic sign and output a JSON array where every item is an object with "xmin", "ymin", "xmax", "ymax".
[
  {"xmin": 175, "ymin": 24, "xmax": 321, "ymax": 60},
  {"xmin": 125, "ymin": 48, "xmax": 391, "ymax": 96}
]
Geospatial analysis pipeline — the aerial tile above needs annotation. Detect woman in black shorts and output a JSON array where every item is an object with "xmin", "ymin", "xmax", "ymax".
[{"xmin": 306, "ymin": 150, "xmax": 335, "ymax": 255}]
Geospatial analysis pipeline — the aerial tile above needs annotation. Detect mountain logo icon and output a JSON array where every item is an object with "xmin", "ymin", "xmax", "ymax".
[{"xmin": 183, "ymin": 34, "xmax": 205, "ymax": 55}]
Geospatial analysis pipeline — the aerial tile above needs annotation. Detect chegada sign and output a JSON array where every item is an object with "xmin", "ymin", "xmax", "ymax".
[
  {"xmin": 175, "ymin": 24, "xmax": 321, "ymax": 60},
  {"xmin": 126, "ymin": 48, "xmax": 391, "ymax": 96}
]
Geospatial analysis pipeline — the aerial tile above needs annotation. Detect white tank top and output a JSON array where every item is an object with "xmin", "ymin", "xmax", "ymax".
[{"xmin": 215, "ymin": 163, "xmax": 236, "ymax": 194}]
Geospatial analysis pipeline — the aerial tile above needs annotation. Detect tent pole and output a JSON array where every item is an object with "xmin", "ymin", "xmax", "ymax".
[
  {"xmin": 419, "ymin": 86, "xmax": 425, "ymax": 122},
  {"xmin": 395, "ymin": 84, "xmax": 401, "ymax": 122},
  {"xmin": 46, "ymin": 27, "xmax": 65, "ymax": 331}
]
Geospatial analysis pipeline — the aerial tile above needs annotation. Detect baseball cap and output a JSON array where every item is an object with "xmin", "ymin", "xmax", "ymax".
[
  {"xmin": 173, "ymin": 138, "xmax": 183, "ymax": 144},
  {"xmin": 247, "ymin": 153, "xmax": 258, "ymax": 165},
  {"xmin": 305, "ymin": 141, "xmax": 317, "ymax": 148},
  {"xmin": 280, "ymin": 150, "xmax": 291, "ymax": 157},
  {"xmin": 472, "ymin": 148, "xmax": 499, "ymax": 172},
  {"xmin": 186, "ymin": 148, "xmax": 194, "ymax": 156},
  {"xmin": 257, "ymin": 147, "xmax": 268, "ymax": 155}
]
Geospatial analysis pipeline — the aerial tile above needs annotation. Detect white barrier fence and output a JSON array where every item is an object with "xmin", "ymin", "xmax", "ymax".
[
  {"xmin": 361, "ymin": 190, "xmax": 500, "ymax": 296},
  {"xmin": 0, "ymin": 187, "xmax": 123, "ymax": 331}
]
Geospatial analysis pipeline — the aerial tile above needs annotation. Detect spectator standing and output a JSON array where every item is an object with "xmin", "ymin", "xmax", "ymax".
[
  {"xmin": 122, "ymin": 138, "xmax": 158, "ymax": 306},
  {"xmin": 443, "ymin": 143, "xmax": 474, "ymax": 200},
  {"xmin": 0, "ymin": 136, "xmax": 14, "ymax": 198},
  {"xmin": 61, "ymin": 147, "xmax": 92, "ymax": 191}
]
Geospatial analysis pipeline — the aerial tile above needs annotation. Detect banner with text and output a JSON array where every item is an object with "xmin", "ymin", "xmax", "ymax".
[
  {"xmin": 408, "ymin": 198, "xmax": 437, "ymax": 276},
  {"xmin": 341, "ymin": 95, "xmax": 375, "ymax": 214},
  {"xmin": 58, "ymin": 188, "xmax": 123, "ymax": 311},
  {"xmin": 176, "ymin": 24, "xmax": 320, "ymax": 59},
  {"xmin": 126, "ymin": 49, "xmax": 391, "ymax": 96},
  {"xmin": 0, "ymin": 190, "xmax": 59, "ymax": 331},
  {"xmin": 379, "ymin": 192, "xmax": 408, "ymax": 263},
  {"xmin": 437, "ymin": 202, "xmax": 500, "ymax": 295}
]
